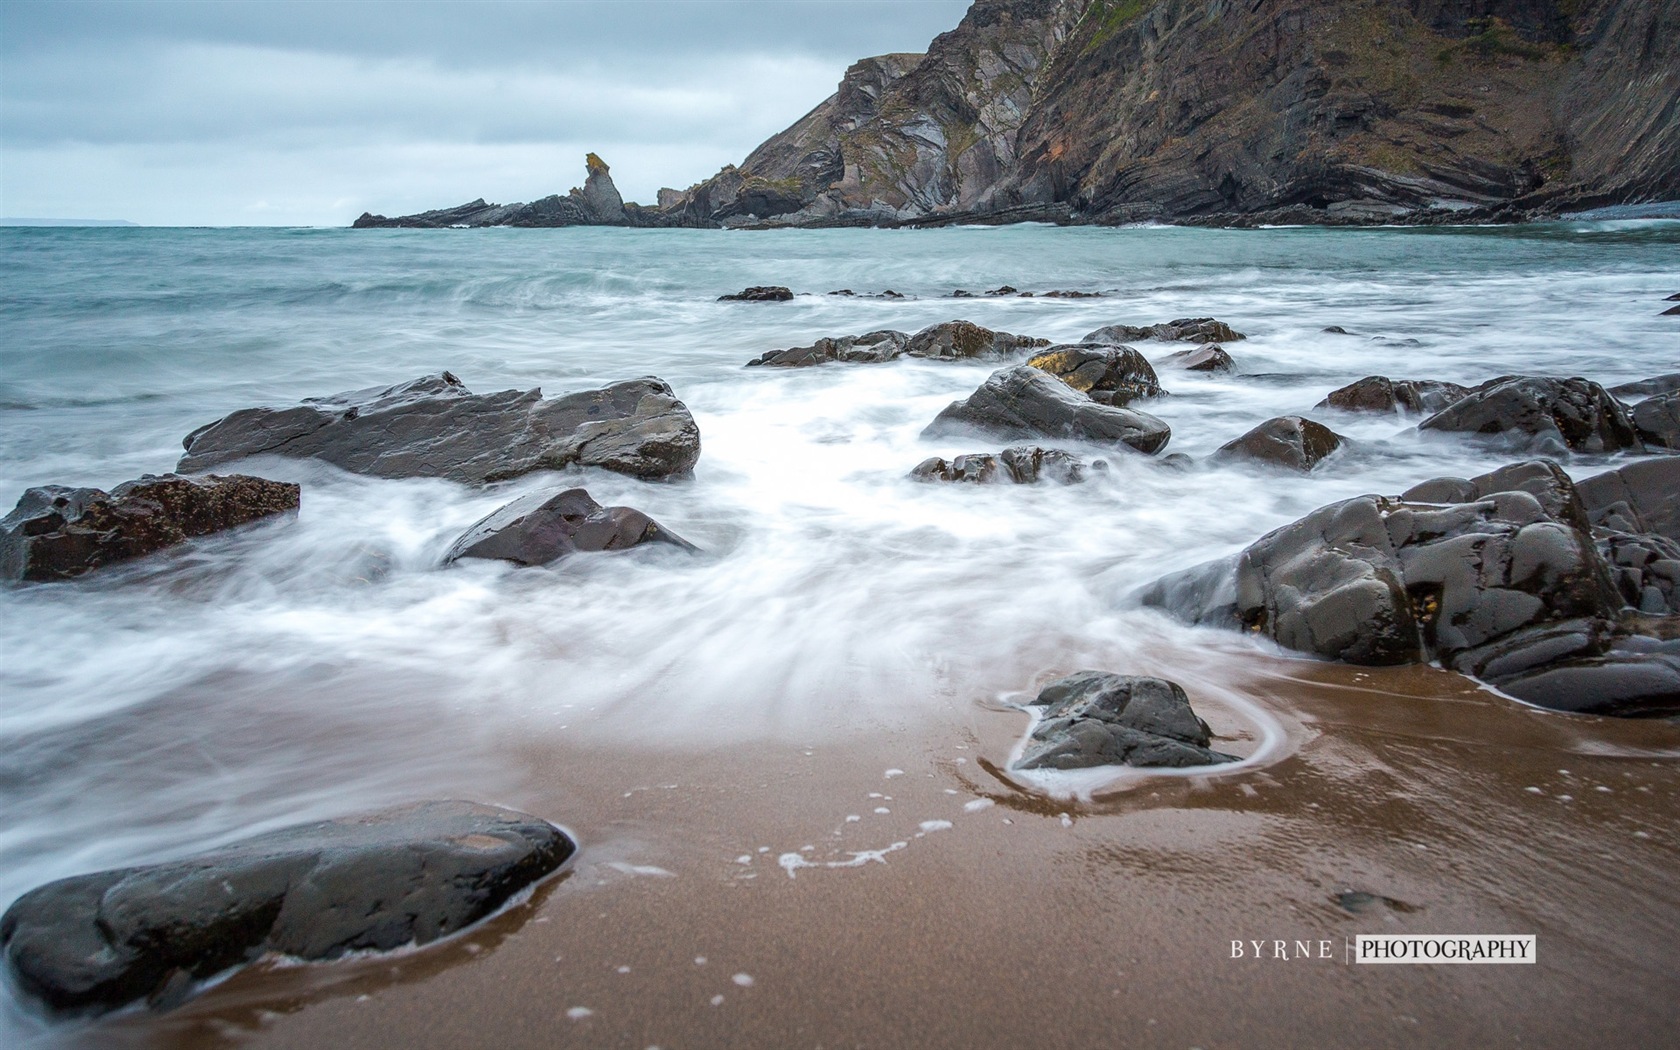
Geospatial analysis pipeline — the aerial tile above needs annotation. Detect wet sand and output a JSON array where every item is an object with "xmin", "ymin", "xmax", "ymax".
[{"xmin": 55, "ymin": 648, "xmax": 1680, "ymax": 1050}]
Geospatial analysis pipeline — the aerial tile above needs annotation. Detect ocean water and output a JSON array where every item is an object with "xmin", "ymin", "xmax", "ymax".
[{"xmin": 1, "ymin": 221, "xmax": 1677, "ymax": 1036}]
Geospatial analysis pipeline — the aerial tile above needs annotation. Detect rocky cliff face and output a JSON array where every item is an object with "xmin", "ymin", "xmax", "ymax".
[{"xmin": 354, "ymin": 0, "xmax": 1678, "ymax": 229}]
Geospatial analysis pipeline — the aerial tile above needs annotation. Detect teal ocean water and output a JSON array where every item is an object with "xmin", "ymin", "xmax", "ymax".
[{"xmin": 1, "ymin": 221, "xmax": 1677, "ymax": 1038}]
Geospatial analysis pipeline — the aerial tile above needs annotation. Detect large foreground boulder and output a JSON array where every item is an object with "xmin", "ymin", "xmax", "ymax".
[
  {"xmin": 1015, "ymin": 672, "xmax": 1237, "ymax": 770},
  {"xmin": 444, "ymin": 487, "xmax": 696, "ymax": 566},
  {"xmin": 910, "ymin": 446, "xmax": 1090, "ymax": 485},
  {"xmin": 1140, "ymin": 459, "xmax": 1680, "ymax": 715},
  {"xmin": 902, "ymin": 320, "xmax": 1048, "ymax": 361},
  {"xmin": 0, "ymin": 801, "xmax": 573, "ymax": 1014},
  {"xmin": 1319, "ymin": 376, "xmax": 1471, "ymax": 416},
  {"xmin": 1025, "ymin": 344, "xmax": 1163, "ymax": 405},
  {"xmin": 1, "ymin": 474, "xmax": 299, "ymax": 582},
  {"xmin": 1211, "ymin": 416, "xmax": 1344, "ymax": 472},
  {"xmin": 178, "ymin": 373, "xmax": 700, "ymax": 483},
  {"xmin": 1417, "ymin": 376, "xmax": 1641, "ymax": 454},
  {"xmin": 746, "ymin": 329, "xmax": 907, "ymax": 367},
  {"xmin": 1085, "ymin": 318, "xmax": 1244, "ymax": 344},
  {"xmin": 922, "ymin": 365, "xmax": 1171, "ymax": 454}
]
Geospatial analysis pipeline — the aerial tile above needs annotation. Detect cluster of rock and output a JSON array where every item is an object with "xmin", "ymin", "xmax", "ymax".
[
  {"xmin": 911, "ymin": 445, "xmax": 1093, "ymax": 485},
  {"xmin": 746, "ymin": 320, "xmax": 1046, "ymax": 367},
  {"xmin": 1141, "ymin": 458, "xmax": 1680, "ymax": 716}
]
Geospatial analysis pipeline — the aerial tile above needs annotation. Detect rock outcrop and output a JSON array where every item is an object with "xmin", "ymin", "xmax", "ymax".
[
  {"xmin": 903, "ymin": 320, "xmax": 1048, "ymax": 360},
  {"xmin": 1, "ymin": 474, "xmax": 299, "ymax": 582},
  {"xmin": 1417, "ymin": 375, "xmax": 1641, "ymax": 453},
  {"xmin": 355, "ymin": 3, "xmax": 1680, "ymax": 229},
  {"xmin": 353, "ymin": 153, "xmax": 640, "ymax": 228},
  {"xmin": 1212, "ymin": 416, "xmax": 1345, "ymax": 472},
  {"xmin": 1610, "ymin": 374, "xmax": 1680, "ymax": 400},
  {"xmin": 1158, "ymin": 346, "xmax": 1236, "ymax": 373},
  {"xmin": 1085, "ymin": 318, "xmax": 1244, "ymax": 344},
  {"xmin": 444, "ymin": 488, "xmax": 696, "ymax": 566},
  {"xmin": 1025, "ymin": 343, "xmax": 1163, "ymax": 405},
  {"xmin": 922, "ymin": 364, "xmax": 1171, "ymax": 453},
  {"xmin": 747, "ymin": 330, "xmax": 909, "ymax": 367},
  {"xmin": 1319, "ymin": 375, "xmax": 1472, "ymax": 415},
  {"xmin": 910, "ymin": 445, "xmax": 1091, "ymax": 484},
  {"xmin": 719, "ymin": 286, "xmax": 794, "ymax": 302},
  {"xmin": 0, "ymin": 801, "xmax": 573, "ymax": 1014},
  {"xmin": 177, "ymin": 373, "xmax": 701, "ymax": 483},
  {"xmin": 1140, "ymin": 459, "xmax": 1680, "ymax": 715},
  {"xmin": 1015, "ymin": 672, "xmax": 1237, "ymax": 770},
  {"xmin": 1630, "ymin": 390, "xmax": 1680, "ymax": 449}
]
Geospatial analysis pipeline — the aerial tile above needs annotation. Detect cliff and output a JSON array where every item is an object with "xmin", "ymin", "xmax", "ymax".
[{"xmin": 354, "ymin": 0, "xmax": 1679, "ymax": 229}]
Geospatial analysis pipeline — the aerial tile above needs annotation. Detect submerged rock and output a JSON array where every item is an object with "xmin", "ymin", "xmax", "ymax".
[
  {"xmin": 1085, "ymin": 318, "xmax": 1245, "ymax": 344},
  {"xmin": 444, "ymin": 487, "xmax": 696, "ymax": 566},
  {"xmin": 1158, "ymin": 346, "xmax": 1235, "ymax": 373},
  {"xmin": 1015, "ymin": 672, "xmax": 1237, "ymax": 771},
  {"xmin": 1608, "ymin": 373, "xmax": 1680, "ymax": 400},
  {"xmin": 719, "ymin": 286, "xmax": 793, "ymax": 302},
  {"xmin": 1631, "ymin": 391, "xmax": 1680, "ymax": 449},
  {"xmin": 0, "ymin": 801, "xmax": 573, "ymax": 1014},
  {"xmin": 1319, "ymin": 376, "xmax": 1472, "ymax": 416},
  {"xmin": 902, "ymin": 320, "xmax": 1048, "ymax": 361},
  {"xmin": 922, "ymin": 365, "xmax": 1171, "ymax": 454},
  {"xmin": 1417, "ymin": 376, "xmax": 1640, "ymax": 454},
  {"xmin": 1141, "ymin": 459, "xmax": 1680, "ymax": 715},
  {"xmin": 1, "ymin": 474, "xmax": 299, "ymax": 582},
  {"xmin": 747, "ymin": 330, "xmax": 908, "ymax": 367},
  {"xmin": 910, "ymin": 446, "xmax": 1090, "ymax": 485},
  {"xmin": 1025, "ymin": 343, "xmax": 1164, "ymax": 406},
  {"xmin": 1212, "ymin": 416, "xmax": 1344, "ymax": 472},
  {"xmin": 178, "ymin": 373, "xmax": 700, "ymax": 483}
]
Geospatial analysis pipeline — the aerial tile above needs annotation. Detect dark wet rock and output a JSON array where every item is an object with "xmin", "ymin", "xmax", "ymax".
[
  {"xmin": 1025, "ymin": 343, "xmax": 1163, "ymax": 406},
  {"xmin": 1212, "ymin": 416, "xmax": 1344, "ymax": 472},
  {"xmin": 443, "ymin": 488, "xmax": 696, "ymax": 567},
  {"xmin": 1668, "ymin": 293, "xmax": 1680, "ymax": 302},
  {"xmin": 1141, "ymin": 458, "xmax": 1680, "ymax": 715},
  {"xmin": 747, "ymin": 330, "xmax": 908, "ymax": 367},
  {"xmin": 1577, "ymin": 457, "xmax": 1680, "ymax": 543},
  {"xmin": 1015, "ymin": 672, "xmax": 1237, "ymax": 771},
  {"xmin": 1159, "ymin": 346, "xmax": 1235, "ymax": 373},
  {"xmin": 719, "ymin": 286, "xmax": 794, "ymax": 302},
  {"xmin": 1319, "ymin": 376, "xmax": 1472, "ymax": 416},
  {"xmin": 1085, "ymin": 318, "xmax": 1245, "ymax": 344},
  {"xmin": 1663, "ymin": 305, "xmax": 1680, "ymax": 316},
  {"xmin": 0, "ymin": 801, "xmax": 573, "ymax": 1015},
  {"xmin": 903, "ymin": 320, "xmax": 1048, "ymax": 361},
  {"xmin": 910, "ymin": 446, "xmax": 1090, "ymax": 485},
  {"xmin": 1, "ymin": 474, "xmax": 299, "ymax": 583},
  {"xmin": 986, "ymin": 285, "xmax": 1017, "ymax": 296},
  {"xmin": 1040, "ymin": 290, "xmax": 1103, "ymax": 299},
  {"xmin": 1631, "ymin": 391, "xmax": 1680, "ymax": 449},
  {"xmin": 177, "ymin": 373, "xmax": 700, "ymax": 483},
  {"xmin": 1155, "ymin": 452, "xmax": 1195, "ymax": 471},
  {"xmin": 1609, "ymin": 373, "xmax": 1680, "ymax": 400},
  {"xmin": 922, "ymin": 365, "xmax": 1171, "ymax": 455},
  {"xmin": 1417, "ymin": 376, "xmax": 1641, "ymax": 454},
  {"xmin": 1322, "ymin": 326, "xmax": 1354, "ymax": 335}
]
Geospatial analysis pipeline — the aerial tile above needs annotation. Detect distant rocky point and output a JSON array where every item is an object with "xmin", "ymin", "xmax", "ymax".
[{"xmin": 354, "ymin": 1, "xmax": 1678, "ymax": 230}]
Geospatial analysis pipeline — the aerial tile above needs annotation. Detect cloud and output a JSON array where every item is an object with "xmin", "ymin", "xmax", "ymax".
[{"xmin": 0, "ymin": 0, "xmax": 973, "ymax": 225}]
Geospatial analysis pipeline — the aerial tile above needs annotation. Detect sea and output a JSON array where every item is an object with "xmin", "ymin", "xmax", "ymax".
[{"xmin": 1, "ymin": 220, "xmax": 1677, "ymax": 1042}]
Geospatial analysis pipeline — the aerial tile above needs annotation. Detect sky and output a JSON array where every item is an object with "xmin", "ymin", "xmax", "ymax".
[{"xmin": 0, "ymin": 0, "xmax": 972, "ymax": 226}]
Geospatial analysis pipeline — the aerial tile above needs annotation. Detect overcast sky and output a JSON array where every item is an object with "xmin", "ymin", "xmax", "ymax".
[{"xmin": 0, "ymin": 0, "xmax": 971, "ymax": 225}]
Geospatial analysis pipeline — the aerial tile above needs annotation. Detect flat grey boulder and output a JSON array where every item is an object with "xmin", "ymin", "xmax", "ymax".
[
  {"xmin": 1015, "ymin": 672, "xmax": 1237, "ymax": 770},
  {"xmin": 746, "ymin": 329, "xmax": 907, "ymax": 367},
  {"xmin": 444, "ymin": 487, "xmax": 697, "ymax": 566},
  {"xmin": 1608, "ymin": 373, "xmax": 1680, "ymax": 400},
  {"xmin": 1025, "ymin": 343, "xmax": 1164, "ymax": 406},
  {"xmin": 902, "ymin": 320, "xmax": 1048, "ymax": 361},
  {"xmin": 1631, "ymin": 390, "xmax": 1680, "ymax": 449},
  {"xmin": 1, "ymin": 473, "xmax": 299, "ymax": 582},
  {"xmin": 910, "ymin": 445, "xmax": 1091, "ymax": 485},
  {"xmin": 0, "ymin": 801, "xmax": 573, "ymax": 1014},
  {"xmin": 178, "ymin": 372, "xmax": 700, "ymax": 483},
  {"xmin": 1318, "ymin": 376, "xmax": 1471, "ymax": 416},
  {"xmin": 1211, "ymin": 416, "xmax": 1344, "ymax": 472},
  {"xmin": 1084, "ymin": 318, "xmax": 1245, "ymax": 344},
  {"xmin": 1159, "ymin": 345, "xmax": 1235, "ymax": 373},
  {"xmin": 1417, "ymin": 376, "xmax": 1641, "ymax": 454},
  {"xmin": 921, "ymin": 365, "xmax": 1171, "ymax": 454},
  {"xmin": 1577, "ymin": 457, "xmax": 1680, "ymax": 542}
]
